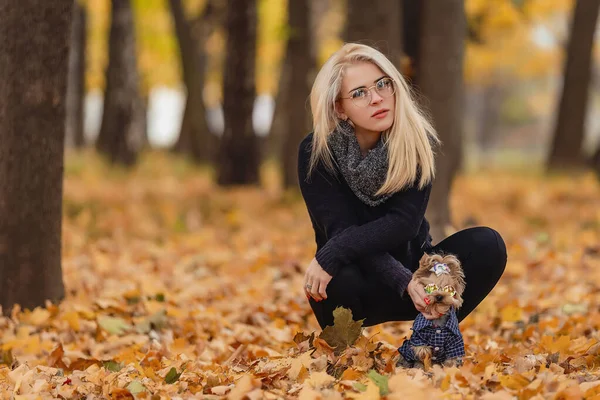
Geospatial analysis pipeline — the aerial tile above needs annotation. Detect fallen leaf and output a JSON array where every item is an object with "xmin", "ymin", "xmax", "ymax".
[{"xmin": 319, "ymin": 307, "xmax": 364, "ymax": 355}]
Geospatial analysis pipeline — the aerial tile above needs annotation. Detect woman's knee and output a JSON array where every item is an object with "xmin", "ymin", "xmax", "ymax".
[{"xmin": 469, "ymin": 226, "xmax": 508, "ymax": 274}]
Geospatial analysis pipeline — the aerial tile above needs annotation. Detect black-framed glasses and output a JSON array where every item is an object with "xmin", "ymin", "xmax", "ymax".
[{"xmin": 339, "ymin": 77, "xmax": 396, "ymax": 108}]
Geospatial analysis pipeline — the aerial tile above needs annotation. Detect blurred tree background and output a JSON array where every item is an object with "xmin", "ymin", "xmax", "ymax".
[
  {"xmin": 76, "ymin": 0, "xmax": 600, "ymax": 171},
  {"xmin": 66, "ymin": 0, "xmax": 600, "ymax": 239}
]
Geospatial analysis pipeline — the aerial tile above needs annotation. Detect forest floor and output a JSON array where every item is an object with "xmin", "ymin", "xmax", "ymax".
[{"xmin": 1, "ymin": 151, "xmax": 600, "ymax": 399}]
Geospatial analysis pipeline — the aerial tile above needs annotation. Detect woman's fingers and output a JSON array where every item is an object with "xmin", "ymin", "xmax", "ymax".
[
  {"xmin": 309, "ymin": 281, "xmax": 323, "ymax": 301},
  {"xmin": 318, "ymin": 279, "xmax": 328, "ymax": 300},
  {"xmin": 304, "ymin": 274, "xmax": 315, "ymax": 299}
]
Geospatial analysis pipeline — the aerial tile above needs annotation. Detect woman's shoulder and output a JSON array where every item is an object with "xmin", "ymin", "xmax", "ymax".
[
  {"xmin": 299, "ymin": 132, "xmax": 314, "ymax": 154},
  {"xmin": 298, "ymin": 132, "xmax": 317, "ymax": 166}
]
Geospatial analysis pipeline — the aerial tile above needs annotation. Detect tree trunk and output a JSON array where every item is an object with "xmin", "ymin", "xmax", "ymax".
[
  {"xmin": 217, "ymin": 0, "xmax": 259, "ymax": 185},
  {"xmin": 547, "ymin": 0, "xmax": 600, "ymax": 170},
  {"xmin": 419, "ymin": 0, "xmax": 466, "ymax": 244},
  {"xmin": 97, "ymin": 0, "xmax": 145, "ymax": 166},
  {"xmin": 66, "ymin": 0, "xmax": 87, "ymax": 149},
  {"xmin": 0, "ymin": 1, "xmax": 71, "ymax": 314},
  {"xmin": 264, "ymin": 52, "xmax": 291, "ymax": 162},
  {"xmin": 282, "ymin": 0, "xmax": 313, "ymax": 188},
  {"xmin": 345, "ymin": 0, "xmax": 401, "ymax": 65},
  {"xmin": 264, "ymin": 0, "xmax": 327, "ymax": 163},
  {"xmin": 169, "ymin": 0, "xmax": 218, "ymax": 164},
  {"xmin": 402, "ymin": 0, "xmax": 422, "ymax": 86}
]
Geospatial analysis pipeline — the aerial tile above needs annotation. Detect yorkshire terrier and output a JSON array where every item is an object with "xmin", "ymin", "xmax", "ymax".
[{"xmin": 396, "ymin": 253, "xmax": 466, "ymax": 369}]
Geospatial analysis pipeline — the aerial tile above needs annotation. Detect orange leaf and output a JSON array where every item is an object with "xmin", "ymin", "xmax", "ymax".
[
  {"xmin": 341, "ymin": 367, "xmax": 363, "ymax": 381},
  {"xmin": 499, "ymin": 373, "xmax": 530, "ymax": 390},
  {"xmin": 48, "ymin": 343, "xmax": 68, "ymax": 370},
  {"xmin": 110, "ymin": 388, "xmax": 134, "ymax": 400}
]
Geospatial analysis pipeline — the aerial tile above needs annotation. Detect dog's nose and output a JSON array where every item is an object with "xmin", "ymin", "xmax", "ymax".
[{"xmin": 435, "ymin": 295, "xmax": 444, "ymax": 302}]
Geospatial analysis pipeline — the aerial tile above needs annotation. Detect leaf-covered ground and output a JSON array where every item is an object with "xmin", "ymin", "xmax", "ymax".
[{"xmin": 1, "ymin": 152, "xmax": 600, "ymax": 399}]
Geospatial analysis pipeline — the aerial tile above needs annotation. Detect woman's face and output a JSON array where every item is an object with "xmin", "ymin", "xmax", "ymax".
[{"xmin": 336, "ymin": 62, "xmax": 396, "ymax": 134}]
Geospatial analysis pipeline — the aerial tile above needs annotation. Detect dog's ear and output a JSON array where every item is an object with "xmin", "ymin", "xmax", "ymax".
[
  {"xmin": 414, "ymin": 253, "xmax": 443, "ymax": 281},
  {"xmin": 444, "ymin": 254, "xmax": 466, "ymax": 296},
  {"xmin": 413, "ymin": 253, "xmax": 432, "ymax": 281}
]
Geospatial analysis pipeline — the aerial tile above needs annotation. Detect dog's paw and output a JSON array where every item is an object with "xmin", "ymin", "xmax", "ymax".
[{"xmin": 395, "ymin": 353, "xmax": 414, "ymax": 368}]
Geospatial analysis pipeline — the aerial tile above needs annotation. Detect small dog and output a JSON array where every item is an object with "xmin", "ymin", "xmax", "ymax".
[{"xmin": 396, "ymin": 252, "xmax": 466, "ymax": 369}]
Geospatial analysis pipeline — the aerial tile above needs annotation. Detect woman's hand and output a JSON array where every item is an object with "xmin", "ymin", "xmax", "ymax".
[
  {"xmin": 406, "ymin": 279, "xmax": 441, "ymax": 320},
  {"xmin": 303, "ymin": 258, "xmax": 332, "ymax": 302}
]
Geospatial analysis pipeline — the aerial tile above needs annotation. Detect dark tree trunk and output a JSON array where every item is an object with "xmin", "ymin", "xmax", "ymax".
[
  {"xmin": 0, "ymin": 1, "xmax": 71, "ymax": 314},
  {"xmin": 217, "ymin": 0, "xmax": 259, "ymax": 185},
  {"xmin": 419, "ymin": 0, "xmax": 466, "ymax": 244},
  {"xmin": 169, "ymin": 0, "xmax": 218, "ymax": 163},
  {"xmin": 265, "ymin": 52, "xmax": 291, "ymax": 162},
  {"xmin": 547, "ymin": 0, "xmax": 600, "ymax": 170},
  {"xmin": 264, "ymin": 0, "xmax": 327, "ymax": 163},
  {"xmin": 282, "ymin": 0, "xmax": 313, "ymax": 188},
  {"xmin": 345, "ymin": 0, "xmax": 401, "ymax": 65},
  {"xmin": 66, "ymin": 0, "xmax": 87, "ymax": 149},
  {"xmin": 97, "ymin": 0, "xmax": 145, "ymax": 166},
  {"xmin": 402, "ymin": 0, "xmax": 422, "ymax": 85}
]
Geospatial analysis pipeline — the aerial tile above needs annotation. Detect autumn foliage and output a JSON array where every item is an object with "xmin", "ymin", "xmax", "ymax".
[{"xmin": 0, "ymin": 153, "xmax": 599, "ymax": 398}]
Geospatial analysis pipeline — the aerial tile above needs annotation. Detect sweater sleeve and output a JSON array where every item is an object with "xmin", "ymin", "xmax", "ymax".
[
  {"xmin": 314, "ymin": 177, "xmax": 431, "ymax": 273},
  {"xmin": 297, "ymin": 137, "xmax": 413, "ymax": 294}
]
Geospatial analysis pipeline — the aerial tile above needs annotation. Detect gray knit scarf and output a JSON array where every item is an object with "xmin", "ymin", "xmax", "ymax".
[{"xmin": 328, "ymin": 120, "xmax": 393, "ymax": 207}]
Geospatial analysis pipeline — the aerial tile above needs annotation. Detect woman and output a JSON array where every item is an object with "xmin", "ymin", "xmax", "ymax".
[{"xmin": 297, "ymin": 43, "xmax": 507, "ymax": 330}]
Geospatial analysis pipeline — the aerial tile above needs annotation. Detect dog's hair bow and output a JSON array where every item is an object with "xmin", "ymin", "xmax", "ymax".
[{"xmin": 430, "ymin": 263, "xmax": 450, "ymax": 276}]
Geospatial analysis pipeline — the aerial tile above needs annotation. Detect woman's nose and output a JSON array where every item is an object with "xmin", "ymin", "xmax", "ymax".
[{"xmin": 370, "ymin": 91, "xmax": 384, "ymax": 104}]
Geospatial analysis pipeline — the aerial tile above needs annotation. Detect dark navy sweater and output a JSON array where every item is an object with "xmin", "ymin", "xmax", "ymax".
[{"xmin": 297, "ymin": 132, "xmax": 433, "ymax": 295}]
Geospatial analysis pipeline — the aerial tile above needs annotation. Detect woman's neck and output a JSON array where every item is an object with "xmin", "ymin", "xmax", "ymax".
[{"xmin": 354, "ymin": 128, "xmax": 382, "ymax": 157}]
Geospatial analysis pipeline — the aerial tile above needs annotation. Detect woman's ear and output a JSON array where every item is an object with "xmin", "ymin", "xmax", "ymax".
[{"xmin": 335, "ymin": 101, "xmax": 347, "ymax": 121}]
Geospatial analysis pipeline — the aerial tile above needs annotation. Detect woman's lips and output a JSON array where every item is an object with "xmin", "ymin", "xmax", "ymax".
[{"xmin": 372, "ymin": 109, "xmax": 389, "ymax": 119}]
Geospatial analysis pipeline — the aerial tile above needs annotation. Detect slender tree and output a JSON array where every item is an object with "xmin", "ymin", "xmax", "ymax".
[
  {"xmin": 0, "ymin": 0, "xmax": 71, "ymax": 314},
  {"xmin": 281, "ymin": 0, "xmax": 314, "ymax": 188},
  {"xmin": 169, "ymin": 0, "xmax": 218, "ymax": 163},
  {"xmin": 547, "ymin": 0, "xmax": 600, "ymax": 170},
  {"xmin": 402, "ymin": 0, "xmax": 422, "ymax": 86},
  {"xmin": 217, "ymin": 0, "xmax": 259, "ymax": 185},
  {"xmin": 66, "ymin": 0, "xmax": 87, "ymax": 148},
  {"xmin": 97, "ymin": 0, "xmax": 145, "ymax": 166},
  {"xmin": 345, "ymin": 0, "xmax": 402, "ymax": 65},
  {"xmin": 419, "ymin": 0, "xmax": 466, "ymax": 243}
]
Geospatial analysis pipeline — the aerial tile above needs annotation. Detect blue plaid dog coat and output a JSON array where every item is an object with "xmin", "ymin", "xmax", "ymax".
[{"xmin": 398, "ymin": 308, "xmax": 464, "ymax": 364}]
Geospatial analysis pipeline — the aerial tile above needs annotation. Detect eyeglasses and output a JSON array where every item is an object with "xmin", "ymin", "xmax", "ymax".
[
  {"xmin": 424, "ymin": 283, "xmax": 457, "ymax": 298},
  {"xmin": 339, "ymin": 77, "xmax": 396, "ymax": 108}
]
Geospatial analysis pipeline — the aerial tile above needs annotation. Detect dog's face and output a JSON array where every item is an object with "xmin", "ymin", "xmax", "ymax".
[{"xmin": 413, "ymin": 253, "xmax": 465, "ymax": 316}]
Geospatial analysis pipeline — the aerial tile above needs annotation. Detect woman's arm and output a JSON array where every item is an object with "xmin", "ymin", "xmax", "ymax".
[
  {"xmin": 314, "ymin": 181, "xmax": 431, "ymax": 272},
  {"xmin": 298, "ymin": 138, "xmax": 413, "ymax": 294}
]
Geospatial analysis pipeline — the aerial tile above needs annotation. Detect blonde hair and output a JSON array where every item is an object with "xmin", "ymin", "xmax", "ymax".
[{"xmin": 307, "ymin": 42, "xmax": 440, "ymax": 193}]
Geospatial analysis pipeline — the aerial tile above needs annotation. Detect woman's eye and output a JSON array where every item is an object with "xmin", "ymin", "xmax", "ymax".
[
  {"xmin": 351, "ymin": 89, "xmax": 366, "ymax": 98},
  {"xmin": 377, "ymin": 79, "xmax": 391, "ymax": 89}
]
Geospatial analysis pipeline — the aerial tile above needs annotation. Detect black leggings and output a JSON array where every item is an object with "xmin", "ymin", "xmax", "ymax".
[{"xmin": 309, "ymin": 226, "xmax": 507, "ymax": 329}]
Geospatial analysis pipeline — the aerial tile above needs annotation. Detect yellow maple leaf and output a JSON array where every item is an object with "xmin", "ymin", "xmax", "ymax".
[
  {"xmin": 541, "ymin": 335, "xmax": 571, "ymax": 354},
  {"xmin": 499, "ymin": 373, "xmax": 531, "ymax": 390},
  {"xmin": 500, "ymin": 305, "xmax": 523, "ymax": 322}
]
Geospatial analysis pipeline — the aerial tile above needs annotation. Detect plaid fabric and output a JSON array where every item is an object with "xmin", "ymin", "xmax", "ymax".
[{"xmin": 398, "ymin": 308, "xmax": 465, "ymax": 363}]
